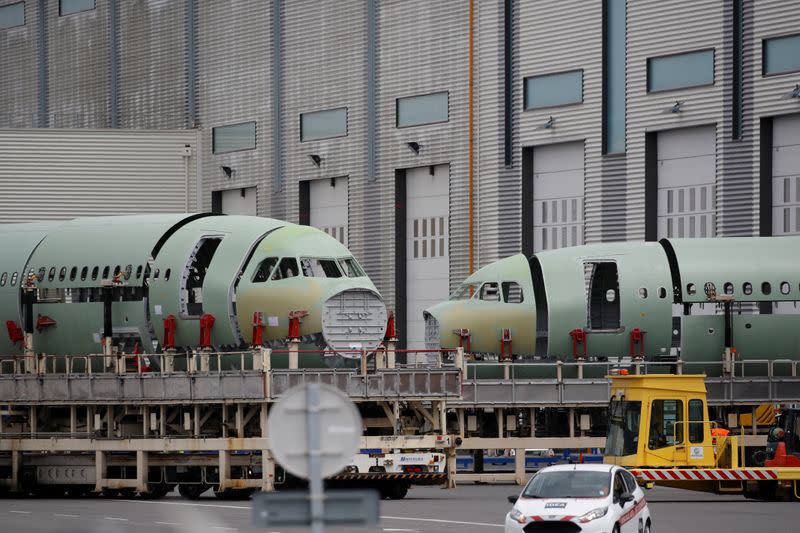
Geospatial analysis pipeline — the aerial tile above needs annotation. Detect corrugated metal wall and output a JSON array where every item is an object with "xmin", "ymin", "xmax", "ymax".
[
  {"xmin": 0, "ymin": 128, "xmax": 200, "ymax": 222},
  {"xmin": 1, "ymin": 0, "xmax": 799, "ymax": 308}
]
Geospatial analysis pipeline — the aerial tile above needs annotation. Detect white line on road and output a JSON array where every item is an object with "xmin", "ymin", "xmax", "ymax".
[
  {"xmin": 54, "ymin": 514, "xmax": 79, "ymax": 518},
  {"xmin": 384, "ymin": 529, "xmax": 420, "ymax": 532},
  {"xmin": 104, "ymin": 516, "xmax": 129, "ymax": 521},
  {"xmin": 154, "ymin": 522, "xmax": 179, "ymax": 526},
  {"xmin": 9, "ymin": 510, "xmax": 32, "ymax": 515},
  {"xmin": 381, "ymin": 515, "xmax": 504, "ymax": 528},
  {"xmin": 115, "ymin": 499, "xmax": 249, "ymax": 510},
  {"xmin": 212, "ymin": 528, "xmax": 238, "ymax": 531}
]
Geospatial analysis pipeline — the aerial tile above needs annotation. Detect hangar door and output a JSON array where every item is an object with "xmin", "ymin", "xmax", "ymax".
[
  {"xmin": 532, "ymin": 142, "xmax": 584, "ymax": 251},
  {"xmin": 406, "ymin": 164, "xmax": 449, "ymax": 351},
  {"xmin": 214, "ymin": 187, "xmax": 257, "ymax": 215},
  {"xmin": 310, "ymin": 177, "xmax": 348, "ymax": 245},
  {"xmin": 657, "ymin": 126, "xmax": 716, "ymax": 239},
  {"xmin": 772, "ymin": 114, "xmax": 800, "ymax": 314}
]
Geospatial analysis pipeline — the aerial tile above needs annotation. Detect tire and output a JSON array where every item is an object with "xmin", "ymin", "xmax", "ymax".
[
  {"xmin": 178, "ymin": 483, "xmax": 208, "ymax": 500},
  {"xmin": 214, "ymin": 488, "xmax": 253, "ymax": 501},
  {"xmin": 387, "ymin": 483, "xmax": 409, "ymax": 500},
  {"xmin": 141, "ymin": 483, "xmax": 170, "ymax": 500}
]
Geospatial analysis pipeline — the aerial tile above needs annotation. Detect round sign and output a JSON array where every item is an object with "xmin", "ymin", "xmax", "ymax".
[{"xmin": 268, "ymin": 383, "xmax": 362, "ymax": 480}]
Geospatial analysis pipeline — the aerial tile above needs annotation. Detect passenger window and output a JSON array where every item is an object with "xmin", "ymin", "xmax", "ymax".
[
  {"xmin": 743, "ymin": 282, "xmax": 752, "ymax": 295},
  {"xmin": 479, "ymin": 282, "xmax": 500, "ymax": 302},
  {"xmin": 0, "ymin": 272, "xmax": 6, "ymax": 287},
  {"xmin": 136, "ymin": 265, "xmax": 143, "ymax": 279},
  {"xmin": 59, "ymin": 267, "xmax": 67, "ymax": 281},
  {"xmin": 761, "ymin": 282, "xmax": 772, "ymax": 295},
  {"xmin": 48, "ymin": 267, "xmax": 56, "ymax": 281},
  {"xmin": 11, "ymin": 272, "xmax": 18, "ymax": 286},
  {"xmin": 154, "ymin": 269, "xmax": 160, "ymax": 280},
  {"xmin": 124, "ymin": 265, "xmax": 133, "ymax": 280},
  {"xmin": 338, "ymin": 257, "xmax": 365, "ymax": 277},
  {"xmin": 271, "ymin": 258, "xmax": 299, "ymax": 281},
  {"xmin": 724, "ymin": 282, "xmax": 733, "ymax": 295},
  {"xmin": 638, "ymin": 287, "xmax": 647, "ymax": 299},
  {"xmin": 253, "ymin": 257, "xmax": 279, "ymax": 283},
  {"xmin": 300, "ymin": 258, "xmax": 342, "ymax": 278},
  {"xmin": 688, "ymin": 399, "xmax": 704, "ymax": 443},
  {"xmin": 80, "ymin": 267, "xmax": 88, "ymax": 281},
  {"xmin": 649, "ymin": 399, "xmax": 683, "ymax": 449},
  {"xmin": 37, "ymin": 267, "xmax": 46, "ymax": 282},
  {"xmin": 687, "ymin": 283, "xmax": 696, "ymax": 295},
  {"xmin": 70, "ymin": 267, "xmax": 77, "ymax": 281},
  {"xmin": 502, "ymin": 282, "xmax": 524, "ymax": 304},
  {"xmin": 586, "ymin": 261, "xmax": 620, "ymax": 330},
  {"xmin": 102, "ymin": 266, "xmax": 110, "ymax": 279},
  {"xmin": 780, "ymin": 281, "xmax": 790, "ymax": 295},
  {"xmin": 164, "ymin": 269, "xmax": 171, "ymax": 281},
  {"xmin": 658, "ymin": 287, "xmax": 667, "ymax": 299},
  {"xmin": 91, "ymin": 267, "xmax": 99, "ymax": 280}
]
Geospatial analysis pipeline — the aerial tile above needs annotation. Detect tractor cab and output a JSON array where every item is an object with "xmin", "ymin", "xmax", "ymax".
[
  {"xmin": 764, "ymin": 408, "xmax": 800, "ymax": 468},
  {"xmin": 604, "ymin": 375, "xmax": 733, "ymax": 469}
]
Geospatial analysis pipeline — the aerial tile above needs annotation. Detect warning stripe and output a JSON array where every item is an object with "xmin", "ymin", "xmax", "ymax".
[{"xmin": 630, "ymin": 469, "xmax": 778, "ymax": 481}]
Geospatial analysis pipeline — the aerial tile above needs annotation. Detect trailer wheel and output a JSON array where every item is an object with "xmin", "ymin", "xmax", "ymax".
[
  {"xmin": 757, "ymin": 480, "xmax": 778, "ymax": 501},
  {"xmin": 141, "ymin": 483, "xmax": 170, "ymax": 500},
  {"xmin": 178, "ymin": 483, "xmax": 209, "ymax": 500},
  {"xmin": 382, "ymin": 482, "xmax": 409, "ymax": 500},
  {"xmin": 214, "ymin": 488, "xmax": 253, "ymax": 501}
]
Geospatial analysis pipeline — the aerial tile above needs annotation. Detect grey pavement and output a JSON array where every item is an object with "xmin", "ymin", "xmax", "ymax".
[{"xmin": 0, "ymin": 484, "xmax": 797, "ymax": 533}]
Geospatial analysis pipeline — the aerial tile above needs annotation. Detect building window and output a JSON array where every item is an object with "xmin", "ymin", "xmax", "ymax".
[
  {"xmin": 212, "ymin": 122, "xmax": 256, "ymax": 154},
  {"xmin": 396, "ymin": 92, "xmax": 448, "ymax": 128},
  {"xmin": 647, "ymin": 49, "xmax": 714, "ymax": 92},
  {"xmin": 59, "ymin": 0, "xmax": 95, "ymax": 16},
  {"xmin": 0, "ymin": 2, "xmax": 24, "ymax": 30},
  {"xmin": 524, "ymin": 70, "xmax": 583, "ymax": 110},
  {"xmin": 763, "ymin": 34, "xmax": 800, "ymax": 76},
  {"xmin": 300, "ymin": 108, "xmax": 347, "ymax": 141},
  {"xmin": 602, "ymin": 0, "xmax": 626, "ymax": 154}
]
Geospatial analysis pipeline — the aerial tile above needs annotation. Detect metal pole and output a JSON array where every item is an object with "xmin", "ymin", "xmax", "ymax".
[{"xmin": 306, "ymin": 383, "xmax": 325, "ymax": 533}]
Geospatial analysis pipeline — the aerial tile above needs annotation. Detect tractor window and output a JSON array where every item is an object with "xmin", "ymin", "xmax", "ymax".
[
  {"xmin": 252, "ymin": 257, "xmax": 278, "ymax": 283},
  {"xmin": 271, "ymin": 258, "xmax": 299, "ymax": 281},
  {"xmin": 649, "ymin": 399, "xmax": 683, "ymax": 449},
  {"xmin": 586, "ymin": 261, "xmax": 621, "ymax": 330},
  {"xmin": 502, "ymin": 282, "xmax": 524, "ymax": 303},
  {"xmin": 606, "ymin": 400, "xmax": 641, "ymax": 457},
  {"xmin": 688, "ymin": 399, "xmax": 705, "ymax": 443},
  {"xmin": 182, "ymin": 236, "xmax": 223, "ymax": 317},
  {"xmin": 479, "ymin": 282, "xmax": 500, "ymax": 302}
]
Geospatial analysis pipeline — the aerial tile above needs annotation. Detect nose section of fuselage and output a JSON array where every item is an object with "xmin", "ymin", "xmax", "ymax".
[
  {"xmin": 423, "ymin": 310, "xmax": 440, "ymax": 350},
  {"xmin": 321, "ymin": 288, "xmax": 388, "ymax": 358}
]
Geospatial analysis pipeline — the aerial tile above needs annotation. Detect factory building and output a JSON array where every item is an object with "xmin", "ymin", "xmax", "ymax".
[{"xmin": 0, "ymin": 0, "xmax": 799, "ymax": 347}]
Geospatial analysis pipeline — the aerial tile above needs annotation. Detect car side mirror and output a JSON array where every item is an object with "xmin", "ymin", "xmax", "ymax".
[
  {"xmin": 619, "ymin": 491, "xmax": 634, "ymax": 505},
  {"xmin": 507, "ymin": 495, "xmax": 518, "ymax": 504}
]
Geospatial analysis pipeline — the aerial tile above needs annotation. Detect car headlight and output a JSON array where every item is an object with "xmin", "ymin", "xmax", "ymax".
[
  {"xmin": 578, "ymin": 506, "xmax": 608, "ymax": 523},
  {"xmin": 509, "ymin": 508, "xmax": 526, "ymax": 524}
]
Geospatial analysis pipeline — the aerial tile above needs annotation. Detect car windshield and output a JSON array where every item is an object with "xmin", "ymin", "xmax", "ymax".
[
  {"xmin": 522, "ymin": 471, "xmax": 611, "ymax": 499},
  {"xmin": 338, "ymin": 257, "xmax": 365, "ymax": 277},
  {"xmin": 300, "ymin": 258, "xmax": 342, "ymax": 278},
  {"xmin": 606, "ymin": 400, "xmax": 642, "ymax": 457}
]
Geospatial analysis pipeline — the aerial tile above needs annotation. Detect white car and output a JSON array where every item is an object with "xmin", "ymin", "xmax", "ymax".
[{"xmin": 505, "ymin": 464, "xmax": 651, "ymax": 533}]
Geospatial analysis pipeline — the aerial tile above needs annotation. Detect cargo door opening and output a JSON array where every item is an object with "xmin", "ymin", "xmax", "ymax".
[
  {"xmin": 182, "ymin": 236, "xmax": 223, "ymax": 318},
  {"xmin": 586, "ymin": 261, "xmax": 620, "ymax": 330}
]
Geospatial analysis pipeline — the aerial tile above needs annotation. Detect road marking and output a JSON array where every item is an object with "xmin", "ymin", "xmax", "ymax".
[
  {"xmin": 54, "ymin": 514, "xmax": 79, "ymax": 518},
  {"xmin": 212, "ymin": 528, "xmax": 238, "ymax": 531},
  {"xmin": 381, "ymin": 515, "xmax": 504, "ymax": 528},
  {"xmin": 105, "ymin": 517, "xmax": 129, "ymax": 521},
  {"xmin": 115, "ymin": 499, "xmax": 249, "ymax": 510},
  {"xmin": 384, "ymin": 529, "xmax": 420, "ymax": 532},
  {"xmin": 9, "ymin": 511, "xmax": 32, "ymax": 515},
  {"xmin": 154, "ymin": 522, "xmax": 179, "ymax": 526}
]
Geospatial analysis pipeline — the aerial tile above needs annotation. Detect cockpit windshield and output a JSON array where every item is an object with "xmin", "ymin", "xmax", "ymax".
[
  {"xmin": 606, "ymin": 400, "xmax": 642, "ymax": 457},
  {"xmin": 300, "ymin": 258, "xmax": 343, "ymax": 278},
  {"xmin": 338, "ymin": 257, "xmax": 365, "ymax": 277},
  {"xmin": 450, "ymin": 283, "xmax": 480, "ymax": 300}
]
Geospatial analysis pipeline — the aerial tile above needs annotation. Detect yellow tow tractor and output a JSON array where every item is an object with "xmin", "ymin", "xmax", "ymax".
[{"xmin": 603, "ymin": 374, "xmax": 800, "ymax": 501}]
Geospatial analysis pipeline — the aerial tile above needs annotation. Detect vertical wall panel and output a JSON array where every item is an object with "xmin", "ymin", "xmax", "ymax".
[
  {"xmin": 47, "ymin": 1, "xmax": 109, "ymax": 127},
  {"xmin": 0, "ymin": 0, "xmax": 38, "ymax": 127},
  {"xmin": 117, "ymin": 0, "xmax": 188, "ymax": 128}
]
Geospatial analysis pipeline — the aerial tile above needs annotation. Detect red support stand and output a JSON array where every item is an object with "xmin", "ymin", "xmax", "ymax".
[
  {"xmin": 6, "ymin": 320, "xmax": 23, "ymax": 345},
  {"xmin": 499, "ymin": 328, "xmax": 513, "ymax": 361},
  {"xmin": 385, "ymin": 311, "xmax": 397, "ymax": 340},
  {"xmin": 252, "ymin": 311, "xmax": 265, "ymax": 347},
  {"xmin": 199, "ymin": 313, "xmax": 215, "ymax": 348},
  {"xmin": 35, "ymin": 314, "xmax": 57, "ymax": 332},
  {"xmin": 629, "ymin": 328, "xmax": 646, "ymax": 357},
  {"xmin": 453, "ymin": 328, "xmax": 471, "ymax": 354},
  {"xmin": 569, "ymin": 328, "xmax": 587, "ymax": 358},
  {"xmin": 287, "ymin": 310, "xmax": 309, "ymax": 340},
  {"xmin": 163, "ymin": 315, "xmax": 177, "ymax": 349}
]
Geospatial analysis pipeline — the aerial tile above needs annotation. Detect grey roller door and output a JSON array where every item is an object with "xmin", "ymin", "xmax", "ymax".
[
  {"xmin": 310, "ymin": 177, "xmax": 348, "ymax": 245},
  {"xmin": 532, "ymin": 141, "xmax": 585, "ymax": 252}
]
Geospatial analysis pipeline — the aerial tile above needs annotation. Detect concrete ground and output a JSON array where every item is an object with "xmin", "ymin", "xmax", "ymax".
[{"xmin": 0, "ymin": 484, "xmax": 797, "ymax": 533}]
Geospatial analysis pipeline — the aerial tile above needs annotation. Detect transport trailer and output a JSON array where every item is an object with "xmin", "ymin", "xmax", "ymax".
[{"xmin": 603, "ymin": 374, "xmax": 800, "ymax": 501}]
